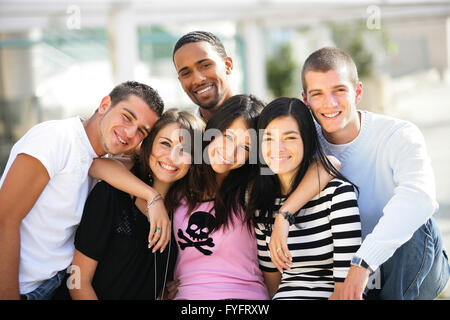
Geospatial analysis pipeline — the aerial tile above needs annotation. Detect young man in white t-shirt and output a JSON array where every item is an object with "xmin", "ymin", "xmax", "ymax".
[
  {"xmin": 286, "ymin": 47, "xmax": 448, "ymax": 299},
  {"xmin": 0, "ymin": 81, "xmax": 169, "ymax": 300}
]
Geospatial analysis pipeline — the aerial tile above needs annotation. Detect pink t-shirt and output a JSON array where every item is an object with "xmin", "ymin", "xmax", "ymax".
[{"xmin": 173, "ymin": 199, "xmax": 268, "ymax": 300}]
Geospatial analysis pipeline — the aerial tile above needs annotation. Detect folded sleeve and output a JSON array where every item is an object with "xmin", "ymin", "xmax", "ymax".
[{"xmin": 13, "ymin": 121, "xmax": 71, "ymax": 179}]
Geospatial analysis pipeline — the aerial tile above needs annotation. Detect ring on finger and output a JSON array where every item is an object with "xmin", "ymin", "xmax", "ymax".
[
  {"xmin": 276, "ymin": 247, "xmax": 282, "ymax": 253},
  {"xmin": 155, "ymin": 227, "xmax": 162, "ymax": 234}
]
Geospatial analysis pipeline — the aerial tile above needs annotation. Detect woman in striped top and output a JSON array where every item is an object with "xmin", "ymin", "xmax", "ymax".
[{"xmin": 249, "ymin": 97, "xmax": 362, "ymax": 300}]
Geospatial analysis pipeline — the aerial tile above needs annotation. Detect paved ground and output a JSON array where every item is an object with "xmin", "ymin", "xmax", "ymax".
[{"xmin": 387, "ymin": 78, "xmax": 450, "ymax": 299}]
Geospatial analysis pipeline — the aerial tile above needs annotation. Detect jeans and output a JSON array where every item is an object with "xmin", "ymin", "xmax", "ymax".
[
  {"xmin": 367, "ymin": 218, "xmax": 450, "ymax": 300},
  {"xmin": 20, "ymin": 269, "xmax": 67, "ymax": 300}
]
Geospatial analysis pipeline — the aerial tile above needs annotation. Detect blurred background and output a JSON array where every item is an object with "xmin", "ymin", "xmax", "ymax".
[{"xmin": 1, "ymin": 0, "xmax": 450, "ymax": 298}]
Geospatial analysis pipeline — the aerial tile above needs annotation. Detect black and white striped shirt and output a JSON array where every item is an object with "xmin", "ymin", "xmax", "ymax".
[{"xmin": 255, "ymin": 179, "xmax": 362, "ymax": 300}]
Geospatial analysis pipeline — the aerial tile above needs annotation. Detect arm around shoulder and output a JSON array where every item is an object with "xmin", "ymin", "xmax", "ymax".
[
  {"xmin": 268, "ymin": 157, "xmax": 339, "ymax": 272},
  {"xmin": 89, "ymin": 157, "xmax": 159, "ymax": 206},
  {"xmin": 279, "ymin": 156, "xmax": 339, "ymax": 213},
  {"xmin": 89, "ymin": 158, "xmax": 171, "ymax": 253}
]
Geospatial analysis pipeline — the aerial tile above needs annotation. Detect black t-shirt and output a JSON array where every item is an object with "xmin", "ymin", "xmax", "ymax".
[{"xmin": 74, "ymin": 181, "xmax": 177, "ymax": 300}]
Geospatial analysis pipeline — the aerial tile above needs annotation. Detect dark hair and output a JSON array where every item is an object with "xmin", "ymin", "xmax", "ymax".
[
  {"xmin": 248, "ymin": 97, "xmax": 355, "ymax": 230},
  {"xmin": 173, "ymin": 31, "xmax": 227, "ymax": 60},
  {"xmin": 109, "ymin": 81, "xmax": 165, "ymax": 117},
  {"xmin": 183, "ymin": 94, "xmax": 265, "ymax": 232},
  {"xmin": 301, "ymin": 47, "xmax": 359, "ymax": 93},
  {"xmin": 132, "ymin": 108, "xmax": 205, "ymax": 214}
]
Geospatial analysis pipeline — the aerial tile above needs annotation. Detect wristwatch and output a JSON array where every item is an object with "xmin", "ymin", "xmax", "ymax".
[
  {"xmin": 351, "ymin": 256, "xmax": 373, "ymax": 273},
  {"xmin": 275, "ymin": 210, "xmax": 296, "ymax": 226}
]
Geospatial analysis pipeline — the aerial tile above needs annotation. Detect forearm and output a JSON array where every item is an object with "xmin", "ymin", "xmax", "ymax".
[
  {"xmin": 69, "ymin": 251, "xmax": 100, "ymax": 300},
  {"xmin": 357, "ymin": 190, "xmax": 436, "ymax": 270},
  {"xmin": 357, "ymin": 121, "xmax": 439, "ymax": 270},
  {"xmin": 262, "ymin": 271, "xmax": 281, "ymax": 298},
  {"xmin": 341, "ymin": 265, "xmax": 370, "ymax": 300},
  {"xmin": 89, "ymin": 158, "xmax": 159, "ymax": 202},
  {"xmin": 0, "ymin": 221, "xmax": 21, "ymax": 299},
  {"xmin": 329, "ymin": 282, "xmax": 344, "ymax": 300},
  {"xmin": 69, "ymin": 282, "xmax": 98, "ymax": 300},
  {"xmin": 279, "ymin": 156, "xmax": 338, "ymax": 213}
]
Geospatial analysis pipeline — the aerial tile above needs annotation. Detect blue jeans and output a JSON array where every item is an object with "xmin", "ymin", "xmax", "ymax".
[
  {"xmin": 20, "ymin": 269, "xmax": 67, "ymax": 300},
  {"xmin": 367, "ymin": 218, "xmax": 450, "ymax": 300}
]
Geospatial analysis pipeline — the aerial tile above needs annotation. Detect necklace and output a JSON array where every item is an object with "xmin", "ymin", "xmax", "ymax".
[{"xmin": 154, "ymin": 213, "xmax": 172, "ymax": 300}]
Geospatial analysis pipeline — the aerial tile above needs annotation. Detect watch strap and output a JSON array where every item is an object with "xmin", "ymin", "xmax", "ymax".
[
  {"xmin": 351, "ymin": 256, "xmax": 373, "ymax": 272},
  {"xmin": 276, "ymin": 210, "xmax": 295, "ymax": 225}
]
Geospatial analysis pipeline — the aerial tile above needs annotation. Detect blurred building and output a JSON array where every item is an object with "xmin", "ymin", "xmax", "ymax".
[{"xmin": 1, "ymin": 0, "xmax": 450, "ymax": 173}]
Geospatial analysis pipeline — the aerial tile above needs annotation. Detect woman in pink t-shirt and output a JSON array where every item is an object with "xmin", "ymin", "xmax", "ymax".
[
  {"xmin": 172, "ymin": 94, "xmax": 269, "ymax": 300},
  {"xmin": 169, "ymin": 94, "xmax": 338, "ymax": 300}
]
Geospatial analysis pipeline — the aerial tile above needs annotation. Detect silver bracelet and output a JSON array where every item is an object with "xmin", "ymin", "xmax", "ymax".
[{"xmin": 147, "ymin": 194, "xmax": 163, "ymax": 212}]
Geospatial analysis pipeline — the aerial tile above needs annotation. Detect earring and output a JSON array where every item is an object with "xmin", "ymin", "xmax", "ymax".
[
  {"xmin": 226, "ymin": 69, "xmax": 231, "ymax": 75},
  {"xmin": 148, "ymin": 172, "xmax": 154, "ymax": 185}
]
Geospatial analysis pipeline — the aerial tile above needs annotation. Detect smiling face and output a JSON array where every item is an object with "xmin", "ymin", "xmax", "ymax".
[
  {"xmin": 149, "ymin": 122, "xmax": 192, "ymax": 185},
  {"xmin": 207, "ymin": 117, "xmax": 251, "ymax": 175},
  {"xmin": 173, "ymin": 41, "xmax": 233, "ymax": 112},
  {"xmin": 98, "ymin": 95, "xmax": 159, "ymax": 155},
  {"xmin": 302, "ymin": 66, "xmax": 362, "ymax": 144},
  {"xmin": 261, "ymin": 116, "xmax": 304, "ymax": 185}
]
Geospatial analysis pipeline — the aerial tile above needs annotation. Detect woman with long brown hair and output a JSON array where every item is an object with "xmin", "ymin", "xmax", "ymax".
[{"xmin": 69, "ymin": 109, "xmax": 205, "ymax": 299}]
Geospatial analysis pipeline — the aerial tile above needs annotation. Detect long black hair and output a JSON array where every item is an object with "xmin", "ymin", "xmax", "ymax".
[
  {"xmin": 248, "ymin": 97, "xmax": 355, "ymax": 229},
  {"xmin": 183, "ymin": 94, "xmax": 265, "ymax": 232}
]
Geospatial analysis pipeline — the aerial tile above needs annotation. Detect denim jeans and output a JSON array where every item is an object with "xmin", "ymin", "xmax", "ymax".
[
  {"xmin": 20, "ymin": 269, "xmax": 67, "ymax": 300},
  {"xmin": 367, "ymin": 218, "xmax": 450, "ymax": 300}
]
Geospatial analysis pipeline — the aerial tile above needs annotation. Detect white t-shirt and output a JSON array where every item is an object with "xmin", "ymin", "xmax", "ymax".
[{"xmin": 0, "ymin": 117, "xmax": 98, "ymax": 294}]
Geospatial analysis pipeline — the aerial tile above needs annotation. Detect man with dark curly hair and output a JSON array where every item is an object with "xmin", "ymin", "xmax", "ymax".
[{"xmin": 173, "ymin": 31, "xmax": 234, "ymax": 122}]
